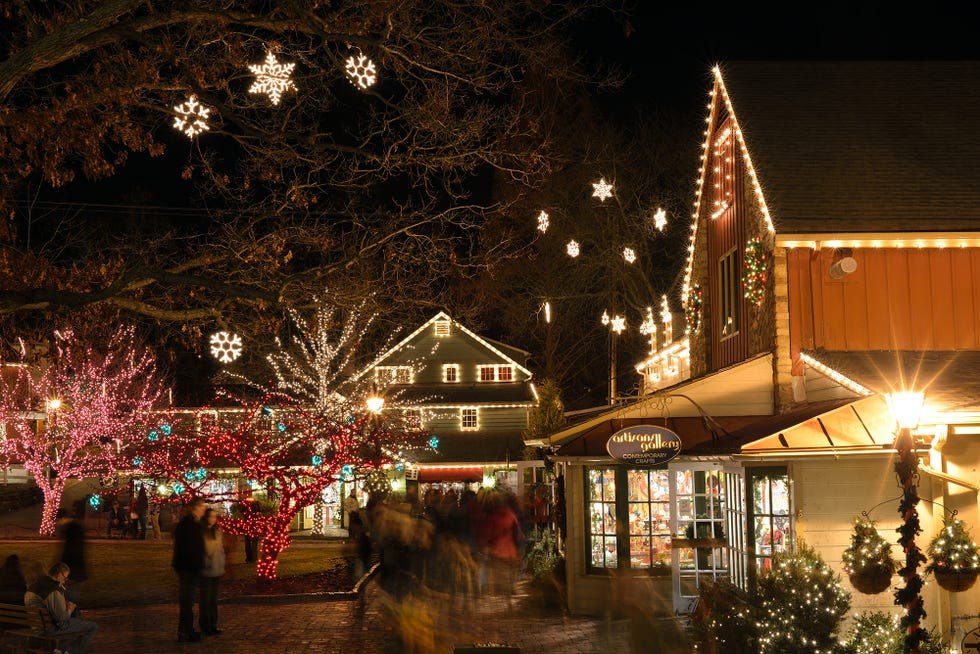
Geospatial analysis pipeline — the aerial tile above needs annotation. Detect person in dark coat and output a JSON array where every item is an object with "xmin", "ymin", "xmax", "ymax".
[
  {"xmin": 171, "ymin": 497, "xmax": 206, "ymax": 642},
  {"xmin": 0, "ymin": 554, "xmax": 26, "ymax": 604},
  {"xmin": 57, "ymin": 508, "xmax": 88, "ymax": 610}
]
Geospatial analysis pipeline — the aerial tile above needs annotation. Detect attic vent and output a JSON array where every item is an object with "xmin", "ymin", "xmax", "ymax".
[{"xmin": 434, "ymin": 319, "xmax": 451, "ymax": 336}]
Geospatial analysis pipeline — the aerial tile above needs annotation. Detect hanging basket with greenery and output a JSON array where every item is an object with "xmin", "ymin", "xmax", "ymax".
[
  {"xmin": 924, "ymin": 517, "xmax": 980, "ymax": 592},
  {"xmin": 841, "ymin": 516, "xmax": 896, "ymax": 594}
]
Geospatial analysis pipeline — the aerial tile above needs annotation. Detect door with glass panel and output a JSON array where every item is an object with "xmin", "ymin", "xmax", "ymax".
[{"xmin": 668, "ymin": 462, "xmax": 728, "ymax": 612}]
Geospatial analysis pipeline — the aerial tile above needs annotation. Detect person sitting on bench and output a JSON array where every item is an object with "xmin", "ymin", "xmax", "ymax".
[
  {"xmin": 106, "ymin": 501, "xmax": 130, "ymax": 538},
  {"xmin": 24, "ymin": 562, "xmax": 98, "ymax": 654}
]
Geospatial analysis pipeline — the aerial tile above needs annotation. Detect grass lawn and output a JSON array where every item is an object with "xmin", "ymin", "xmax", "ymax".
[{"xmin": 0, "ymin": 537, "xmax": 351, "ymax": 608}]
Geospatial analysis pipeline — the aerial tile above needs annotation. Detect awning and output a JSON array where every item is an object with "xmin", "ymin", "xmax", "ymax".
[{"xmin": 418, "ymin": 466, "xmax": 484, "ymax": 483}]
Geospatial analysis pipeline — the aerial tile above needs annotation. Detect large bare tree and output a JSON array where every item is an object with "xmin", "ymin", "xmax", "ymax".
[{"xmin": 0, "ymin": 1, "xmax": 621, "ymax": 353}]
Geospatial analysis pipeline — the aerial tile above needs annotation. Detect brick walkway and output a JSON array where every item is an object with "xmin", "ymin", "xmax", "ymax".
[{"xmin": 83, "ymin": 580, "xmax": 645, "ymax": 653}]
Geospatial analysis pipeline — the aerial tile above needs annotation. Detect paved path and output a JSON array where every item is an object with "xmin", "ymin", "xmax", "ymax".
[{"xmin": 85, "ymin": 580, "xmax": 641, "ymax": 654}]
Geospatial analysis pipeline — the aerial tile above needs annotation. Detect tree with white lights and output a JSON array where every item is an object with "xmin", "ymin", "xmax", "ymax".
[{"xmin": 0, "ymin": 327, "xmax": 167, "ymax": 535}]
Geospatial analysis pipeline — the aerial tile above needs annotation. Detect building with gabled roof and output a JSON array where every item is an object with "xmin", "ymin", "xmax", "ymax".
[
  {"xmin": 539, "ymin": 62, "xmax": 980, "ymax": 646},
  {"xmin": 365, "ymin": 311, "xmax": 538, "ymax": 486}
]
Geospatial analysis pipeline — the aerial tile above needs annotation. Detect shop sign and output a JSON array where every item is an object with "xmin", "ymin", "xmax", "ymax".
[{"xmin": 606, "ymin": 425, "xmax": 682, "ymax": 465}]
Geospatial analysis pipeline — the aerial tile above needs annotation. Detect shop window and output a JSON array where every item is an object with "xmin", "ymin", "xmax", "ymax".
[
  {"xmin": 586, "ymin": 467, "xmax": 672, "ymax": 572},
  {"xmin": 587, "ymin": 468, "xmax": 619, "ymax": 569},
  {"xmin": 747, "ymin": 467, "xmax": 791, "ymax": 583}
]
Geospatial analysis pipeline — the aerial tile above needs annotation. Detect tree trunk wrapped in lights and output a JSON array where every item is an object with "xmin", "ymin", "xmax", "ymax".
[{"xmin": 0, "ymin": 327, "xmax": 167, "ymax": 535}]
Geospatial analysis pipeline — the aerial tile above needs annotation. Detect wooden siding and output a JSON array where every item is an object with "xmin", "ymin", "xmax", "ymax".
[
  {"xmin": 424, "ymin": 406, "xmax": 529, "ymax": 434},
  {"xmin": 707, "ymin": 117, "xmax": 751, "ymax": 370},
  {"xmin": 788, "ymin": 247, "xmax": 980, "ymax": 351}
]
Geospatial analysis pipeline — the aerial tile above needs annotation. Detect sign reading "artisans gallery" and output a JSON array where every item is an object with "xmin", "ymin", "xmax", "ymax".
[{"xmin": 606, "ymin": 425, "xmax": 682, "ymax": 465}]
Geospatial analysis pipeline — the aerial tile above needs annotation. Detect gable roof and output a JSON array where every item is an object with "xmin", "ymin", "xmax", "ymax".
[
  {"xmin": 359, "ymin": 311, "xmax": 533, "ymax": 379},
  {"xmin": 716, "ymin": 61, "xmax": 980, "ymax": 234}
]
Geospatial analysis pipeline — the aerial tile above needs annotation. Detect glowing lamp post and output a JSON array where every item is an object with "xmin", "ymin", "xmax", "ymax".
[
  {"xmin": 366, "ymin": 394, "xmax": 385, "ymax": 414},
  {"xmin": 886, "ymin": 390, "xmax": 926, "ymax": 654}
]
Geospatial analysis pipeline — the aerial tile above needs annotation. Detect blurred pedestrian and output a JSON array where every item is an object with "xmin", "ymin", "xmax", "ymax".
[
  {"xmin": 171, "ymin": 497, "xmax": 206, "ymax": 643},
  {"xmin": 149, "ymin": 504, "xmax": 162, "ymax": 540},
  {"xmin": 343, "ymin": 490, "xmax": 359, "ymax": 531},
  {"xmin": 134, "ymin": 487, "xmax": 149, "ymax": 540},
  {"xmin": 57, "ymin": 508, "xmax": 88, "ymax": 611},
  {"xmin": 0, "ymin": 554, "xmax": 26, "ymax": 604},
  {"xmin": 24, "ymin": 562, "xmax": 98, "ymax": 653},
  {"xmin": 199, "ymin": 508, "xmax": 226, "ymax": 637}
]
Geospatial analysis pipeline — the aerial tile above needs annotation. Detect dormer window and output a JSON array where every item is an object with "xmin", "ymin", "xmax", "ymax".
[
  {"xmin": 434, "ymin": 319, "xmax": 451, "ymax": 337},
  {"xmin": 375, "ymin": 366, "xmax": 413, "ymax": 385},
  {"xmin": 443, "ymin": 364, "xmax": 459, "ymax": 383}
]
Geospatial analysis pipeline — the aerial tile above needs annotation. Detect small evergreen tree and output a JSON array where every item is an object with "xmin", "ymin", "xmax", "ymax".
[
  {"xmin": 753, "ymin": 542, "xmax": 851, "ymax": 654},
  {"xmin": 521, "ymin": 379, "xmax": 565, "ymax": 461}
]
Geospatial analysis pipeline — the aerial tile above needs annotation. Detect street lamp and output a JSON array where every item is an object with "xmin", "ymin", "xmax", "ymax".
[
  {"xmin": 886, "ymin": 390, "xmax": 926, "ymax": 654},
  {"xmin": 366, "ymin": 394, "xmax": 384, "ymax": 414}
]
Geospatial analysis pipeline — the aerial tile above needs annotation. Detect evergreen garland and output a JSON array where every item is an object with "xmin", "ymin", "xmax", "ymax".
[{"xmin": 686, "ymin": 283, "xmax": 704, "ymax": 335}]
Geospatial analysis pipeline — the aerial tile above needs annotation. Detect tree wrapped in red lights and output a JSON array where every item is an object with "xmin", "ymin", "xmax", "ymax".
[
  {"xmin": 0, "ymin": 327, "xmax": 167, "ymax": 535},
  {"xmin": 138, "ymin": 388, "xmax": 427, "ymax": 579}
]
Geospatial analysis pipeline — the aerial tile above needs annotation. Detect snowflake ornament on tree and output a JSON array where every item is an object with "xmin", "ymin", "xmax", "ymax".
[
  {"xmin": 172, "ymin": 95, "xmax": 210, "ymax": 138},
  {"xmin": 566, "ymin": 239, "xmax": 580, "ymax": 257},
  {"xmin": 209, "ymin": 331, "xmax": 243, "ymax": 363},
  {"xmin": 536, "ymin": 210, "xmax": 550, "ymax": 233},
  {"xmin": 344, "ymin": 52, "xmax": 377, "ymax": 90},
  {"xmin": 592, "ymin": 177, "xmax": 614, "ymax": 202},
  {"xmin": 622, "ymin": 247, "xmax": 636, "ymax": 264},
  {"xmin": 248, "ymin": 51, "xmax": 297, "ymax": 105},
  {"xmin": 653, "ymin": 207, "xmax": 668, "ymax": 231}
]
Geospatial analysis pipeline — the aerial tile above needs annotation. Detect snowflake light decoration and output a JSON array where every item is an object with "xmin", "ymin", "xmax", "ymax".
[
  {"xmin": 653, "ymin": 207, "xmax": 668, "ymax": 231},
  {"xmin": 344, "ymin": 52, "xmax": 377, "ymax": 90},
  {"xmin": 209, "ymin": 331, "xmax": 243, "ymax": 363},
  {"xmin": 610, "ymin": 314, "xmax": 627, "ymax": 334},
  {"xmin": 173, "ymin": 95, "xmax": 210, "ymax": 138},
  {"xmin": 566, "ymin": 239, "xmax": 580, "ymax": 257},
  {"xmin": 536, "ymin": 210, "xmax": 550, "ymax": 233},
  {"xmin": 248, "ymin": 51, "xmax": 297, "ymax": 105},
  {"xmin": 601, "ymin": 310, "xmax": 610, "ymax": 325},
  {"xmin": 623, "ymin": 247, "xmax": 636, "ymax": 264},
  {"xmin": 592, "ymin": 178, "xmax": 614, "ymax": 202}
]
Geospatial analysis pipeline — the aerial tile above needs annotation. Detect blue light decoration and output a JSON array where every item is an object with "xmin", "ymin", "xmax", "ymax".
[
  {"xmin": 88, "ymin": 495, "xmax": 102, "ymax": 509},
  {"xmin": 395, "ymin": 462, "xmax": 405, "ymax": 472},
  {"xmin": 147, "ymin": 430, "xmax": 159, "ymax": 441},
  {"xmin": 429, "ymin": 436, "xmax": 439, "ymax": 449},
  {"xmin": 174, "ymin": 483, "xmax": 185, "ymax": 494},
  {"xmin": 261, "ymin": 406, "xmax": 273, "ymax": 417},
  {"xmin": 184, "ymin": 470, "xmax": 196, "ymax": 481},
  {"xmin": 160, "ymin": 423, "xmax": 172, "ymax": 436},
  {"xmin": 133, "ymin": 457, "xmax": 143, "ymax": 466},
  {"xmin": 346, "ymin": 415, "xmax": 356, "ymax": 424},
  {"xmin": 277, "ymin": 421, "xmax": 287, "ymax": 433},
  {"xmin": 341, "ymin": 464, "xmax": 354, "ymax": 478},
  {"xmin": 312, "ymin": 455, "xmax": 323, "ymax": 466}
]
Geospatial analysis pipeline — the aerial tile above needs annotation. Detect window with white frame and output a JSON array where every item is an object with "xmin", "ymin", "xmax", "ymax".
[
  {"xmin": 477, "ymin": 364, "xmax": 515, "ymax": 382},
  {"xmin": 434, "ymin": 319, "xmax": 451, "ymax": 337},
  {"xmin": 375, "ymin": 366, "xmax": 413, "ymax": 385},
  {"xmin": 443, "ymin": 364, "xmax": 459, "ymax": 383},
  {"xmin": 719, "ymin": 247, "xmax": 740, "ymax": 337},
  {"xmin": 460, "ymin": 407, "xmax": 479, "ymax": 430}
]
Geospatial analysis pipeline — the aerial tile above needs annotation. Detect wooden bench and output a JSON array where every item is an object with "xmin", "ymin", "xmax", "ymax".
[{"xmin": 0, "ymin": 603, "xmax": 88, "ymax": 654}]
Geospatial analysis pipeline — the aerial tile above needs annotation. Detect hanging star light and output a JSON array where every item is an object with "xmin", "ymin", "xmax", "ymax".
[
  {"xmin": 248, "ymin": 51, "xmax": 297, "ymax": 105},
  {"xmin": 209, "ymin": 331, "xmax": 243, "ymax": 364},
  {"xmin": 536, "ymin": 210, "xmax": 550, "ymax": 233},
  {"xmin": 592, "ymin": 177, "xmax": 614, "ymax": 202},
  {"xmin": 172, "ymin": 95, "xmax": 210, "ymax": 138},
  {"xmin": 610, "ymin": 315, "xmax": 627, "ymax": 334},
  {"xmin": 566, "ymin": 239, "xmax": 580, "ymax": 257},
  {"xmin": 653, "ymin": 207, "xmax": 668, "ymax": 231},
  {"xmin": 344, "ymin": 52, "xmax": 377, "ymax": 90},
  {"xmin": 623, "ymin": 247, "xmax": 636, "ymax": 264}
]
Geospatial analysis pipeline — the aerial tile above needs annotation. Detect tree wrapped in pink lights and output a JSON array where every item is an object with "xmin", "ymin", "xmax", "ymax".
[{"xmin": 0, "ymin": 327, "xmax": 167, "ymax": 534}]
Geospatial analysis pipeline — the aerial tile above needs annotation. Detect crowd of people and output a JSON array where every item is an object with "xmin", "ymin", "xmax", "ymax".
[{"xmin": 105, "ymin": 487, "xmax": 158, "ymax": 539}]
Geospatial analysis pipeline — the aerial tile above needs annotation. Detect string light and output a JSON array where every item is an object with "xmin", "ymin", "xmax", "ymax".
[
  {"xmin": 743, "ymin": 236, "xmax": 769, "ymax": 306},
  {"xmin": 0, "ymin": 326, "xmax": 167, "ymax": 535}
]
